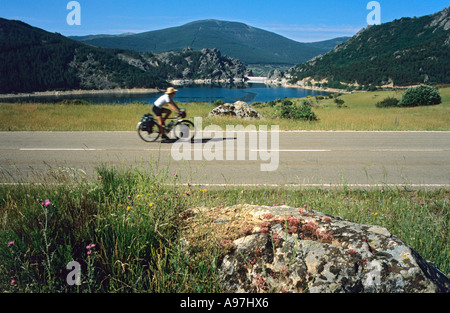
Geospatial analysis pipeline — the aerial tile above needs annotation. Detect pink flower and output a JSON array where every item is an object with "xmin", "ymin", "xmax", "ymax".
[
  {"xmin": 8, "ymin": 241, "xmax": 14, "ymax": 247},
  {"xmin": 41, "ymin": 199, "xmax": 51, "ymax": 206},
  {"xmin": 11, "ymin": 279, "xmax": 15, "ymax": 285},
  {"xmin": 86, "ymin": 243, "xmax": 95, "ymax": 250}
]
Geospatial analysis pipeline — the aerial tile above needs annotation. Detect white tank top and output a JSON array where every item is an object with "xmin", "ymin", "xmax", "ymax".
[{"xmin": 154, "ymin": 94, "xmax": 170, "ymax": 108}]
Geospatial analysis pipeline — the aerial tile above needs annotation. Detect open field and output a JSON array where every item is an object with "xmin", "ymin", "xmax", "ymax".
[
  {"xmin": 0, "ymin": 164, "xmax": 448, "ymax": 292},
  {"xmin": 0, "ymin": 87, "xmax": 449, "ymax": 131}
]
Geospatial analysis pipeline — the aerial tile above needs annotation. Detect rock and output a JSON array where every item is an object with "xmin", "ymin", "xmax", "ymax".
[
  {"xmin": 182, "ymin": 204, "xmax": 450, "ymax": 293},
  {"xmin": 267, "ymin": 69, "xmax": 285, "ymax": 80},
  {"xmin": 208, "ymin": 101, "xmax": 264, "ymax": 119}
]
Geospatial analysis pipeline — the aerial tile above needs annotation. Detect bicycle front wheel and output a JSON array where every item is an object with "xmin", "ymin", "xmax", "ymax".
[
  {"xmin": 172, "ymin": 120, "xmax": 196, "ymax": 141},
  {"xmin": 137, "ymin": 122, "xmax": 160, "ymax": 142}
]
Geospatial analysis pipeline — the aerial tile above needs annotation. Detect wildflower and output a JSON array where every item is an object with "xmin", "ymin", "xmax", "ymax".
[
  {"xmin": 348, "ymin": 248, "xmax": 357, "ymax": 255},
  {"xmin": 8, "ymin": 241, "xmax": 14, "ymax": 247},
  {"xmin": 86, "ymin": 243, "xmax": 95, "ymax": 255},
  {"xmin": 126, "ymin": 206, "xmax": 132, "ymax": 211},
  {"xmin": 149, "ymin": 202, "xmax": 154, "ymax": 207},
  {"xmin": 11, "ymin": 279, "xmax": 15, "ymax": 285},
  {"xmin": 41, "ymin": 199, "xmax": 51, "ymax": 206}
]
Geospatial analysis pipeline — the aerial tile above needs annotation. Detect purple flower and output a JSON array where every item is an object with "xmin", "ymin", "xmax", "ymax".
[{"xmin": 41, "ymin": 199, "xmax": 51, "ymax": 206}]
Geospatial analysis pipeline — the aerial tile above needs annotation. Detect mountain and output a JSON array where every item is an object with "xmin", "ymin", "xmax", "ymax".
[
  {"xmin": 0, "ymin": 18, "xmax": 247, "ymax": 94},
  {"xmin": 117, "ymin": 47, "xmax": 248, "ymax": 82},
  {"xmin": 289, "ymin": 7, "xmax": 450, "ymax": 87},
  {"xmin": 70, "ymin": 20, "xmax": 349, "ymax": 66},
  {"xmin": 0, "ymin": 18, "xmax": 168, "ymax": 93}
]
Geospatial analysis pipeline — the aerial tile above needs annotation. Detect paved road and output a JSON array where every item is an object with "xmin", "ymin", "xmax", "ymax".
[{"xmin": 1, "ymin": 131, "xmax": 449, "ymax": 188}]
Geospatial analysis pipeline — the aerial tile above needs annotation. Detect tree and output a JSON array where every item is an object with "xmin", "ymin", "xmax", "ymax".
[{"xmin": 398, "ymin": 85, "xmax": 441, "ymax": 107}]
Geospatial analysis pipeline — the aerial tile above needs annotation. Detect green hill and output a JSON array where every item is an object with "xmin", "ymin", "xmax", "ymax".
[
  {"xmin": 0, "ymin": 19, "xmax": 248, "ymax": 94},
  {"xmin": 70, "ymin": 19, "xmax": 348, "ymax": 66},
  {"xmin": 289, "ymin": 7, "xmax": 450, "ymax": 87},
  {"xmin": 0, "ymin": 18, "xmax": 168, "ymax": 93}
]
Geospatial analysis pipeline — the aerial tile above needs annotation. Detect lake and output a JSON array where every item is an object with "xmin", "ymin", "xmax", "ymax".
[{"xmin": 4, "ymin": 83, "xmax": 331, "ymax": 104}]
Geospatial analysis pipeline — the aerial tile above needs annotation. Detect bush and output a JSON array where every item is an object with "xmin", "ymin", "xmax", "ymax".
[
  {"xmin": 213, "ymin": 100, "xmax": 224, "ymax": 106},
  {"xmin": 375, "ymin": 97, "xmax": 399, "ymax": 108},
  {"xmin": 398, "ymin": 85, "xmax": 441, "ymax": 107},
  {"xmin": 280, "ymin": 99, "xmax": 317, "ymax": 121},
  {"xmin": 334, "ymin": 98, "xmax": 345, "ymax": 108}
]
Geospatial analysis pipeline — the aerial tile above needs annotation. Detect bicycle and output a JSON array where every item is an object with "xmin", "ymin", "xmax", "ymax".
[{"xmin": 137, "ymin": 108, "xmax": 196, "ymax": 142}]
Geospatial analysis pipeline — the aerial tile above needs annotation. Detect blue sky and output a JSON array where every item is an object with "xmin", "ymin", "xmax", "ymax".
[{"xmin": 1, "ymin": 0, "xmax": 448, "ymax": 42}]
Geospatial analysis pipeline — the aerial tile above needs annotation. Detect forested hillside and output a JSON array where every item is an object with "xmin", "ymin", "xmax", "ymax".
[
  {"xmin": 289, "ymin": 8, "xmax": 450, "ymax": 87},
  {"xmin": 0, "ymin": 18, "xmax": 167, "ymax": 93},
  {"xmin": 0, "ymin": 18, "xmax": 248, "ymax": 94}
]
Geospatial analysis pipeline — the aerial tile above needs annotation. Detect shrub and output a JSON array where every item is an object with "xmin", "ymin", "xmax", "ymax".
[
  {"xmin": 375, "ymin": 97, "xmax": 399, "ymax": 108},
  {"xmin": 213, "ymin": 99, "xmax": 224, "ymax": 106},
  {"xmin": 334, "ymin": 98, "xmax": 345, "ymax": 108},
  {"xmin": 280, "ymin": 99, "xmax": 317, "ymax": 121},
  {"xmin": 398, "ymin": 85, "xmax": 441, "ymax": 107}
]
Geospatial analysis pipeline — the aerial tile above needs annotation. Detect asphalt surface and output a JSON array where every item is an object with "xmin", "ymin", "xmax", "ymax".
[{"xmin": 1, "ymin": 131, "xmax": 449, "ymax": 188}]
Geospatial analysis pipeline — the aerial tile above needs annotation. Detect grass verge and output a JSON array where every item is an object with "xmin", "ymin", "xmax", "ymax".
[
  {"xmin": 0, "ymin": 163, "xmax": 448, "ymax": 292},
  {"xmin": 0, "ymin": 87, "xmax": 449, "ymax": 131}
]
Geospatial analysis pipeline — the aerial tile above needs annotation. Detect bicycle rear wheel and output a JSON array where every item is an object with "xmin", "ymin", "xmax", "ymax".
[
  {"xmin": 137, "ymin": 122, "xmax": 160, "ymax": 142},
  {"xmin": 172, "ymin": 120, "xmax": 196, "ymax": 141}
]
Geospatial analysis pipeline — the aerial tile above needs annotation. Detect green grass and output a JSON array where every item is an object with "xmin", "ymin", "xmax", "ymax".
[
  {"xmin": 0, "ymin": 163, "xmax": 448, "ymax": 292},
  {"xmin": 1, "ymin": 87, "xmax": 449, "ymax": 131}
]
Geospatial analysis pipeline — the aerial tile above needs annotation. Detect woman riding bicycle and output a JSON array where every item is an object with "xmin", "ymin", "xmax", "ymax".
[{"xmin": 153, "ymin": 87, "xmax": 182, "ymax": 142}]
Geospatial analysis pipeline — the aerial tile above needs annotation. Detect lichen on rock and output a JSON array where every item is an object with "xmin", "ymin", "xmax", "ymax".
[{"xmin": 181, "ymin": 204, "xmax": 450, "ymax": 293}]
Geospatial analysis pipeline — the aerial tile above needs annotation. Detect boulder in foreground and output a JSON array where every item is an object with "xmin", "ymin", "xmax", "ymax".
[{"xmin": 183, "ymin": 204, "xmax": 449, "ymax": 293}]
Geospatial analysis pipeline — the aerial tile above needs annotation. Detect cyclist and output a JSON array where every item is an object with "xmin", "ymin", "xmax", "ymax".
[{"xmin": 153, "ymin": 87, "xmax": 182, "ymax": 142}]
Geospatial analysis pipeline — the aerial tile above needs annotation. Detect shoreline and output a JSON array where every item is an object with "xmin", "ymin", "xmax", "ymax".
[{"xmin": 0, "ymin": 87, "xmax": 161, "ymax": 99}]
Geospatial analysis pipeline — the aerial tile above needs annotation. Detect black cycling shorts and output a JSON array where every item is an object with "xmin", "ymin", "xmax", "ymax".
[{"xmin": 152, "ymin": 105, "xmax": 164, "ymax": 116}]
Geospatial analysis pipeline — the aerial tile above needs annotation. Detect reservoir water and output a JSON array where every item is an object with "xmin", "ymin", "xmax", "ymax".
[{"xmin": 5, "ymin": 83, "xmax": 330, "ymax": 104}]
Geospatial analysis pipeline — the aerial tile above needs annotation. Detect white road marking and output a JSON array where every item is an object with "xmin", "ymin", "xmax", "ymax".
[
  {"xmin": 179, "ymin": 183, "xmax": 450, "ymax": 189},
  {"xmin": 20, "ymin": 148, "xmax": 103, "ymax": 151},
  {"xmin": 251, "ymin": 149, "xmax": 331, "ymax": 152}
]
